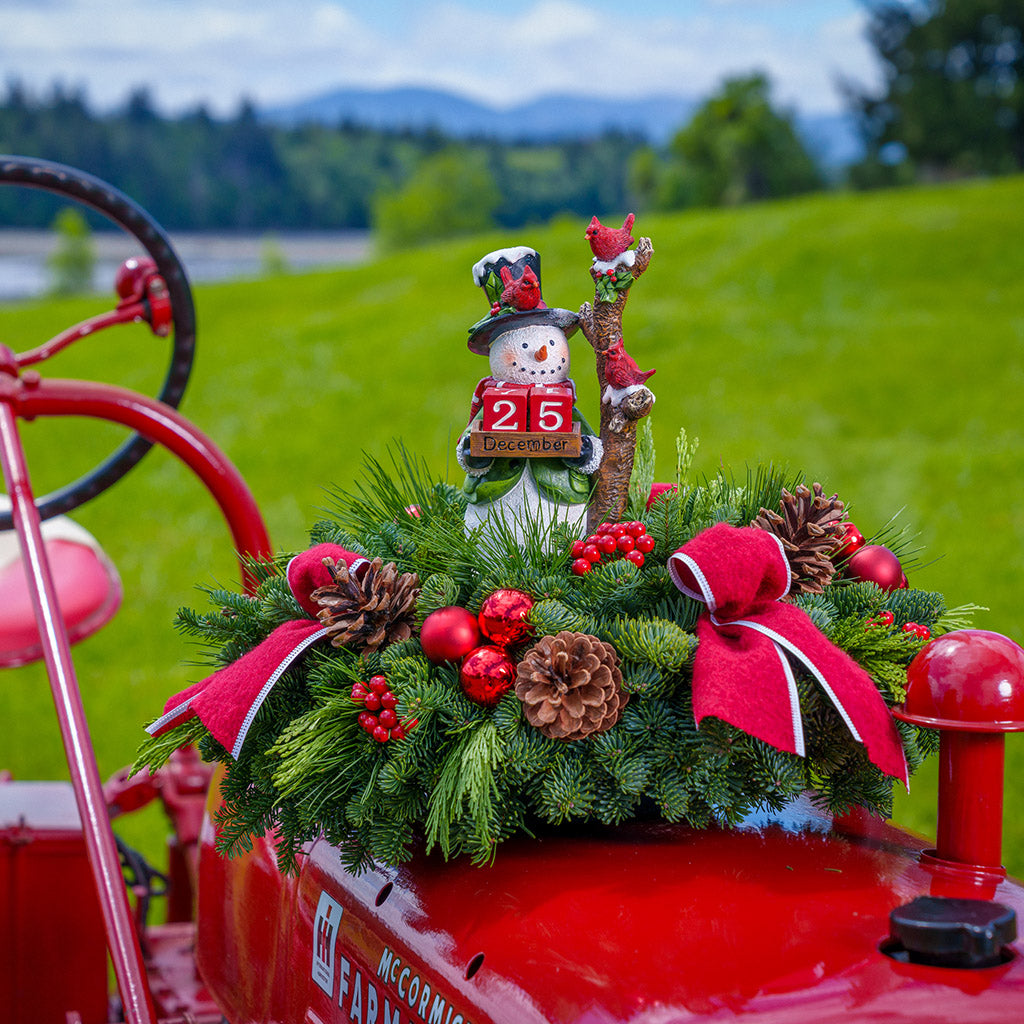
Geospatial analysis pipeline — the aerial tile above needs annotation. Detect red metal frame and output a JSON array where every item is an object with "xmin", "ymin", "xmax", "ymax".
[{"xmin": 0, "ymin": 345, "xmax": 271, "ymax": 1022}]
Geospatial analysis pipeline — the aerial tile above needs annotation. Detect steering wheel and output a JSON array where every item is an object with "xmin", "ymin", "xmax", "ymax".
[{"xmin": 0, "ymin": 155, "xmax": 196, "ymax": 530}]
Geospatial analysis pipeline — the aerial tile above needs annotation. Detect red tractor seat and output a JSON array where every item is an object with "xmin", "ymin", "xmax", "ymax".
[{"xmin": 0, "ymin": 509, "xmax": 122, "ymax": 668}]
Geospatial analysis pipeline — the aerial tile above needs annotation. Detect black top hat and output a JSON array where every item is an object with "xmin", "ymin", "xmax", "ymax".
[{"xmin": 467, "ymin": 246, "xmax": 579, "ymax": 355}]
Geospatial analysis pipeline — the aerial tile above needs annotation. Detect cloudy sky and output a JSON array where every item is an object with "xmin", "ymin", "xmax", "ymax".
[{"xmin": 0, "ymin": 0, "xmax": 882, "ymax": 115}]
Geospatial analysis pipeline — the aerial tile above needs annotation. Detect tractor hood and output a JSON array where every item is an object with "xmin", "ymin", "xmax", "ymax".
[{"xmin": 195, "ymin": 789, "xmax": 1024, "ymax": 1023}]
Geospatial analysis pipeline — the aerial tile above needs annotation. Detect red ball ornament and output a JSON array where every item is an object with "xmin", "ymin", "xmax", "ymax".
[
  {"xmin": 846, "ymin": 544, "xmax": 904, "ymax": 592},
  {"xmin": 834, "ymin": 522, "xmax": 866, "ymax": 561},
  {"xmin": 459, "ymin": 645, "xmax": 517, "ymax": 707},
  {"xmin": 478, "ymin": 588, "xmax": 535, "ymax": 646},
  {"xmin": 420, "ymin": 606, "xmax": 481, "ymax": 664}
]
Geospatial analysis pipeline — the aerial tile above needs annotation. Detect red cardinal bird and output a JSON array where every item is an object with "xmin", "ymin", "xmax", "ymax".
[
  {"xmin": 499, "ymin": 264, "xmax": 542, "ymax": 310},
  {"xmin": 604, "ymin": 335, "xmax": 655, "ymax": 389},
  {"xmin": 586, "ymin": 213, "xmax": 635, "ymax": 261}
]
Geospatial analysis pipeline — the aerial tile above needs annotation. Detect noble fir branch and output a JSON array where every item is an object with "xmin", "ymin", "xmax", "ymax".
[
  {"xmin": 601, "ymin": 615, "xmax": 696, "ymax": 672},
  {"xmin": 416, "ymin": 573, "xmax": 461, "ymax": 624},
  {"xmin": 536, "ymin": 751, "xmax": 597, "ymax": 825}
]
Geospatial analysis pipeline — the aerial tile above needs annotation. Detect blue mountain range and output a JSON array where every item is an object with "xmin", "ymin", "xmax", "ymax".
[{"xmin": 261, "ymin": 86, "xmax": 863, "ymax": 168}]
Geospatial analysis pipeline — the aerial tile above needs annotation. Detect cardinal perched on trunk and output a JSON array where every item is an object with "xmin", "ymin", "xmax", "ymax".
[
  {"xmin": 604, "ymin": 335, "xmax": 655, "ymax": 389},
  {"xmin": 500, "ymin": 264, "xmax": 542, "ymax": 311},
  {"xmin": 586, "ymin": 213, "xmax": 635, "ymax": 261}
]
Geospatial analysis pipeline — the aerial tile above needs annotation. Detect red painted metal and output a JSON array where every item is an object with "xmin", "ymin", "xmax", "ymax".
[
  {"xmin": 0, "ymin": 386, "xmax": 157, "ymax": 1023},
  {"xmin": 13, "ymin": 301, "xmax": 152, "ymax": 369},
  {"xmin": 196, "ymin": 785, "xmax": 1024, "ymax": 1023},
  {"xmin": 896, "ymin": 630, "xmax": 1024, "ymax": 872},
  {"xmin": 1, "ymin": 780, "xmax": 108, "ymax": 1024},
  {"xmin": 7, "ymin": 373, "xmax": 272, "ymax": 585}
]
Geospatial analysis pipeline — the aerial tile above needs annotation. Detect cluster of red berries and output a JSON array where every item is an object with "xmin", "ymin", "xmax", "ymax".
[
  {"xmin": 351, "ymin": 675, "xmax": 417, "ymax": 743},
  {"xmin": 570, "ymin": 520, "xmax": 655, "ymax": 576},
  {"xmin": 865, "ymin": 611, "xmax": 931, "ymax": 641},
  {"xmin": 595, "ymin": 268, "xmax": 619, "ymax": 282}
]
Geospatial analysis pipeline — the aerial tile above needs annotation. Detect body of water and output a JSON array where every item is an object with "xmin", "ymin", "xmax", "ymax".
[{"xmin": 0, "ymin": 230, "xmax": 373, "ymax": 301}]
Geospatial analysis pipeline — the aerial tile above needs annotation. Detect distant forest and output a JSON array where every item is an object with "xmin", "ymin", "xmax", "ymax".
[{"xmin": 0, "ymin": 84, "xmax": 645, "ymax": 232}]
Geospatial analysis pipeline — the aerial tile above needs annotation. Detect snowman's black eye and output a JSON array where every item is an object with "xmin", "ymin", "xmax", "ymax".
[{"xmin": 521, "ymin": 343, "xmax": 527, "ymax": 349}]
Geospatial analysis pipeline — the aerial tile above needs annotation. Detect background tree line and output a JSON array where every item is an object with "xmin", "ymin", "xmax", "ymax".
[{"xmin": 1, "ymin": 0, "xmax": 1020, "ymax": 249}]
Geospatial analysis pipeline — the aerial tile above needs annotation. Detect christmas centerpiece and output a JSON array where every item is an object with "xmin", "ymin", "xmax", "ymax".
[{"xmin": 137, "ymin": 216, "xmax": 974, "ymax": 875}]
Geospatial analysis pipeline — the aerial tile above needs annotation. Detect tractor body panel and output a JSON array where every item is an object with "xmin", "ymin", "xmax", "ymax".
[{"xmin": 195, "ymin": 787, "xmax": 1024, "ymax": 1023}]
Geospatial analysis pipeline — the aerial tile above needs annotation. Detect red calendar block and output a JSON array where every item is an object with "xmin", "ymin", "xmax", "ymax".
[
  {"xmin": 481, "ymin": 386, "xmax": 529, "ymax": 431},
  {"xmin": 528, "ymin": 384, "xmax": 574, "ymax": 433}
]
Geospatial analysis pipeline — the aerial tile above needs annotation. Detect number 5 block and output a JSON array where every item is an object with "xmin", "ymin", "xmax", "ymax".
[
  {"xmin": 528, "ymin": 385, "xmax": 574, "ymax": 432},
  {"xmin": 482, "ymin": 386, "xmax": 529, "ymax": 431}
]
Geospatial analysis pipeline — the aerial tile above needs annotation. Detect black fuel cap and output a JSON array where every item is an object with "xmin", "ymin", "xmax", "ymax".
[{"xmin": 888, "ymin": 895, "xmax": 1017, "ymax": 969}]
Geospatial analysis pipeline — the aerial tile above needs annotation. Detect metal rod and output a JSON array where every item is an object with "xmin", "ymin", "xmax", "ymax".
[{"xmin": 0, "ymin": 390, "xmax": 157, "ymax": 1024}]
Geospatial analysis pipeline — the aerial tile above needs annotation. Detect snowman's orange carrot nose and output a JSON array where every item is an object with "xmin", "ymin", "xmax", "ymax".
[{"xmin": 534, "ymin": 345, "xmax": 548, "ymax": 362}]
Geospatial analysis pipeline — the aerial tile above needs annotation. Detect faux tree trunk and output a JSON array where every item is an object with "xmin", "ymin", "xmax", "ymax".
[{"xmin": 578, "ymin": 237, "xmax": 655, "ymax": 531}]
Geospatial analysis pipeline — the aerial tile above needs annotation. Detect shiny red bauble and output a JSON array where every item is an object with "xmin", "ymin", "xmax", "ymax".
[
  {"xmin": 846, "ymin": 544, "xmax": 906, "ymax": 592},
  {"xmin": 478, "ymin": 588, "xmax": 534, "ymax": 647},
  {"xmin": 420, "ymin": 606, "xmax": 481, "ymax": 663},
  {"xmin": 459, "ymin": 645, "xmax": 517, "ymax": 706},
  {"xmin": 834, "ymin": 522, "xmax": 866, "ymax": 561}
]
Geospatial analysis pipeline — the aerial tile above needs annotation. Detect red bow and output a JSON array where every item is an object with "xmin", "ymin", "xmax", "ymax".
[
  {"xmin": 668, "ymin": 523, "xmax": 907, "ymax": 784},
  {"xmin": 147, "ymin": 543, "xmax": 367, "ymax": 758}
]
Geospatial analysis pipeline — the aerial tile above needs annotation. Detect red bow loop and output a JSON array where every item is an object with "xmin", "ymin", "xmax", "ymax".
[{"xmin": 668, "ymin": 523, "xmax": 907, "ymax": 784}]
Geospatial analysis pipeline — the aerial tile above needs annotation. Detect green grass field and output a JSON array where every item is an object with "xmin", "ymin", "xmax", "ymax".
[{"xmin": 1, "ymin": 176, "xmax": 1023, "ymax": 870}]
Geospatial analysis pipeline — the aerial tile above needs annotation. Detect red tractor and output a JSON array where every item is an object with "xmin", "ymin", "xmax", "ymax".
[{"xmin": 1, "ymin": 156, "xmax": 1023, "ymax": 1024}]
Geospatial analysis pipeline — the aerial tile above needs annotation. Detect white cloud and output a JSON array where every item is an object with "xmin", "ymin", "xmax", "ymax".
[{"xmin": 0, "ymin": 0, "xmax": 879, "ymax": 115}]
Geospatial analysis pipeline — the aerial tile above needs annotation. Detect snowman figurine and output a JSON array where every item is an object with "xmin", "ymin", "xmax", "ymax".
[{"xmin": 456, "ymin": 247, "xmax": 603, "ymax": 546}]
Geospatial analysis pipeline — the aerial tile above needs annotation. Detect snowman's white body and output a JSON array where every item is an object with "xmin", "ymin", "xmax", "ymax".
[{"xmin": 459, "ymin": 323, "xmax": 601, "ymax": 548}]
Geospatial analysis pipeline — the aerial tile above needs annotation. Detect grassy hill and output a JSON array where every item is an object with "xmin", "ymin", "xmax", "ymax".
[{"xmin": 1, "ymin": 176, "xmax": 1022, "ymax": 869}]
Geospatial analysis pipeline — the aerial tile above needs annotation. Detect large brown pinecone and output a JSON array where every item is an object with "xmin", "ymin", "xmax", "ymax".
[
  {"xmin": 515, "ymin": 631, "xmax": 628, "ymax": 741},
  {"xmin": 312, "ymin": 556, "xmax": 419, "ymax": 653},
  {"xmin": 751, "ymin": 483, "xmax": 846, "ymax": 596}
]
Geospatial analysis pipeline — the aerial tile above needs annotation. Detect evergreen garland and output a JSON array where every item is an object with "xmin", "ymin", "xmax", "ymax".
[{"xmin": 136, "ymin": 444, "xmax": 965, "ymax": 875}]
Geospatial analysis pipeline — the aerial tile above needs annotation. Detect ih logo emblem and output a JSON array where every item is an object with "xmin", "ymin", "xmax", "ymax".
[{"xmin": 312, "ymin": 890, "xmax": 343, "ymax": 996}]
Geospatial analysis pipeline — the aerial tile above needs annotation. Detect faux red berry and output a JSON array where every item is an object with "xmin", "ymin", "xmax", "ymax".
[
  {"xmin": 635, "ymin": 534, "xmax": 655, "ymax": 553},
  {"xmin": 572, "ymin": 558, "xmax": 592, "ymax": 576},
  {"xmin": 380, "ymin": 692, "xmax": 398, "ymax": 710},
  {"xmin": 609, "ymin": 273, "xmax": 618, "ymax": 281},
  {"xmin": 583, "ymin": 543, "xmax": 602, "ymax": 563},
  {"xmin": 364, "ymin": 693, "xmax": 381, "ymax": 711},
  {"xmin": 351, "ymin": 683, "xmax": 368, "ymax": 701},
  {"xmin": 625, "ymin": 549, "xmax": 645, "ymax": 568},
  {"xmin": 361, "ymin": 715, "xmax": 379, "ymax": 735},
  {"xmin": 617, "ymin": 534, "xmax": 635, "ymax": 553},
  {"xmin": 596, "ymin": 522, "xmax": 612, "ymax": 534},
  {"xmin": 597, "ymin": 534, "xmax": 617, "ymax": 554},
  {"xmin": 391, "ymin": 725, "xmax": 406, "ymax": 741},
  {"xmin": 878, "ymin": 611, "xmax": 895, "ymax": 626},
  {"xmin": 379, "ymin": 709, "xmax": 398, "ymax": 728},
  {"xmin": 357, "ymin": 712, "xmax": 375, "ymax": 729},
  {"xmin": 369, "ymin": 675, "xmax": 389, "ymax": 695},
  {"xmin": 571, "ymin": 540, "xmax": 586, "ymax": 558},
  {"xmin": 586, "ymin": 534, "xmax": 601, "ymax": 545},
  {"xmin": 372, "ymin": 726, "xmax": 390, "ymax": 743},
  {"xmin": 627, "ymin": 521, "xmax": 646, "ymax": 537},
  {"xmin": 610, "ymin": 524, "xmax": 628, "ymax": 538}
]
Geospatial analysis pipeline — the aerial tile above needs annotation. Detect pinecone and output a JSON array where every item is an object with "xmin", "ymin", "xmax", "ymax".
[
  {"xmin": 751, "ymin": 483, "xmax": 846, "ymax": 596},
  {"xmin": 515, "ymin": 631, "xmax": 628, "ymax": 741},
  {"xmin": 312, "ymin": 557, "xmax": 419, "ymax": 653}
]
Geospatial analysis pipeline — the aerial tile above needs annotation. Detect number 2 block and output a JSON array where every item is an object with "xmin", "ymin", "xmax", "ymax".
[
  {"xmin": 482, "ymin": 387, "xmax": 529, "ymax": 431},
  {"xmin": 528, "ymin": 385, "xmax": 574, "ymax": 432}
]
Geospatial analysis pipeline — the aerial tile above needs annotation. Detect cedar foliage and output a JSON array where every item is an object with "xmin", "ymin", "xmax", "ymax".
[{"xmin": 136, "ymin": 444, "xmax": 953, "ymax": 874}]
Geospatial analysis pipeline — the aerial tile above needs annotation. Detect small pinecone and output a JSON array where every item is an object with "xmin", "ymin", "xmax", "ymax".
[
  {"xmin": 752, "ymin": 483, "xmax": 846, "ymax": 596},
  {"xmin": 515, "ymin": 631, "xmax": 628, "ymax": 741},
  {"xmin": 312, "ymin": 557, "xmax": 419, "ymax": 653}
]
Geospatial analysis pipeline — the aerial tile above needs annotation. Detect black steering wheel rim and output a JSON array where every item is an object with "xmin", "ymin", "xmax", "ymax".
[{"xmin": 0, "ymin": 154, "xmax": 195, "ymax": 529}]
